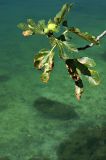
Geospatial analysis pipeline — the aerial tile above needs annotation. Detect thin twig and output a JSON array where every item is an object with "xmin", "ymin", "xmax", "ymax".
[{"xmin": 77, "ymin": 30, "xmax": 106, "ymax": 51}]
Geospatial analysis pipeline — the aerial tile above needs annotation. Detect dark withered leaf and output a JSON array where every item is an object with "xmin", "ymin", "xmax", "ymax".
[
  {"xmin": 75, "ymin": 59, "xmax": 91, "ymax": 76},
  {"xmin": 65, "ymin": 59, "xmax": 84, "ymax": 100},
  {"xmin": 69, "ymin": 27, "xmax": 99, "ymax": 44},
  {"xmin": 75, "ymin": 58, "xmax": 100, "ymax": 85}
]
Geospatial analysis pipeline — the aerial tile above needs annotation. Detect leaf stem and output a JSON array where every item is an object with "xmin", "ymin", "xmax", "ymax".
[{"xmin": 50, "ymin": 44, "xmax": 57, "ymax": 53}]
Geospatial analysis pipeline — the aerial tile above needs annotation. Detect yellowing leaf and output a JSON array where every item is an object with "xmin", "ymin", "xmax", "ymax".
[
  {"xmin": 65, "ymin": 59, "xmax": 84, "ymax": 100},
  {"xmin": 41, "ymin": 72, "xmax": 50, "ymax": 83},
  {"xmin": 34, "ymin": 49, "xmax": 54, "ymax": 83},
  {"xmin": 78, "ymin": 57, "xmax": 96, "ymax": 67},
  {"xmin": 87, "ymin": 70, "xmax": 100, "ymax": 85},
  {"xmin": 22, "ymin": 30, "xmax": 33, "ymax": 36},
  {"xmin": 34, "ymin": 50, "xmax": 49, "ymax": 69},
  {"xmin": 75, "ymin": 84, "xmax": 84, "ymax": 100}
]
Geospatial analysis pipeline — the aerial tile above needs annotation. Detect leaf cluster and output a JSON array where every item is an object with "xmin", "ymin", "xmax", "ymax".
[
  {"xmin": 18, "ymin": 3, "xmax": 100, "ymax": 100},
  {"xmin": 17, "ymin": 19, "xmax": 46, "ymax": 35}
]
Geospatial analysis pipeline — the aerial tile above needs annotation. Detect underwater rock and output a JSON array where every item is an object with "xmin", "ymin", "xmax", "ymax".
[
  {"xmin": 57, "ymin": 125, "xmax": 106, "ymax": 160},
  {"xmin": 34, "ymin": 97, "xmax": 79, "ymax": 120}
]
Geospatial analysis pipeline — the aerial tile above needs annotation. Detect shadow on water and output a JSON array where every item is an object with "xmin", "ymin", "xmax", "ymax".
[
  {"xmin": 0, "ymin": 103, "xmax": 7, "ymax": 112},
  {"xmin": 0, "ymin": 74, "xmax": 10, "ymax": 111},
  {"xmin": 0, "ymin": 157, "xmax": 10, "ymax": 160},
  {"xmin": 33, "ymin": 97, "xmax": 79, "ymax": 120},
  {"xmin": 0, "ymin": 74, "xmax": 10, "ymax": 83},
  {"xmin": 57, "ymin": 124, "xmax": 106, "ymax": 160},
  {"xmin": 1, "ymin": 154, "xmax": 50, "ymax": 160},
  {"xmin": 28, "ymin": 155, "xmax": 50, "ymax": 160}
]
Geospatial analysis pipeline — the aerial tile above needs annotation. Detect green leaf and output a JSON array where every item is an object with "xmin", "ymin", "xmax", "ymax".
[
  {"xmin": 27, "ymin": 19, "xmax": 38, "ymax": 32},
  {"xmin": 56, "ymin": 40, "xmax": 69, "ymax": 60},
  {"xmin": 69, "ymin": 27, "xmax": 99, "ymax": 44},
  {"xmin": 38, "ymin": 20, "xmax": 46, "ymax": 29},
  {"xmin": 17, "ymin": 23, "xmax": 29, "ymax": 30},
  {"xmin": 27, "ymin": 19, "xmax": 36, "ymax": 27},
  {"xmin": 54, "ymin": 3, "xmax": 73, "ymax": 25},
  {"xmin": 63, "ymin": 31, "xmax": 72, "ymax": 41},
  {"xmin": 29, "ymin": 19, "xmax": 46, "ymax": 34},
  {"xmin": 27, "ymin": 19, "xmax": 36, "ymax": 28},
  {"xmin": 62, "ymin": 41, "xmax": 78, "ymax": 52}
]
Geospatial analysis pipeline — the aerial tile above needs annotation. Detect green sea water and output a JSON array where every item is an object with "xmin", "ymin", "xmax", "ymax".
[{"xmin": 0, "ymin": 0, "xmax": 106, "ymax": 160}]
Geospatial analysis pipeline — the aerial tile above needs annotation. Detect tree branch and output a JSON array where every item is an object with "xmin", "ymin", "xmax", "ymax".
[{"xmin": 77, "ymin": 30, "xmax": 106, "ymax": 51}]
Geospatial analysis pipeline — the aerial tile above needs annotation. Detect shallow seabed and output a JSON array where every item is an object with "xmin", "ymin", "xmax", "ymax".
[{"xmin": 0, "ymin": 0, "xmax": 106, "ymax": 160}]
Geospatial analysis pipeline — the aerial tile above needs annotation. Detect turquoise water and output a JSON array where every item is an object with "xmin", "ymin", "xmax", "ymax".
[{"xmin": 0, "ymin": 0, "xmax": 106, "ymax": 160}]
